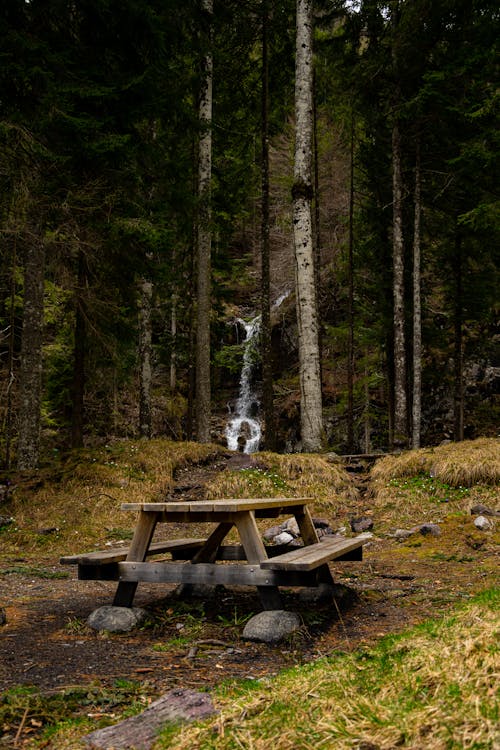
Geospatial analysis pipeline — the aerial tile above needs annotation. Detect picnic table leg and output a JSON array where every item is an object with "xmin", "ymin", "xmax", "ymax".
[
  {"xmin": 294, "ymin": 505, "xmax": 336, "ymax": 587},
  {"xmin": 113, "ymin": 511, "xmax": 158, "ymax": 607},
  {"xmin": 235, "ymin": 512, "xmax": 283, "ymax": 610}
]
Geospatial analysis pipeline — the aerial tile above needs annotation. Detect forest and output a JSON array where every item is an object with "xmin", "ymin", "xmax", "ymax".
[{"xmin": 1, "ymin": 0, "xmax": 498, "ymax": 469}]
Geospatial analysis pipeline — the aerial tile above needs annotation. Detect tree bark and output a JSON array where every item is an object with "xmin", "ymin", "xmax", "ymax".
[
  {"xmin": 292, "ymin": 0, "xmax": 323, "ymax": 452},
  {"xmin": 392, "ymin": 118, "xmax": 407, "ymax": 447},
  {"xmin": 17, "ymin": 239, "xmax": 45, "ymax": 470},
  {"xmin": 170, "ymin": 293, "xmax": 177, "ymax": 392},
  {"xmin": 453, "ymin": 227, "xmax": 464, "ymax": 441},
  {"xmin": 4, "ymin": 239, "xmax": 17, "ymax": 469},
  {"xmin": 260, "ymin": 0, "xmax": 276, "ymax": 451},
  {"xmin": 138, "ymin": 277, "xmax": 153, "ymax": 438},
  {"xmin": 347, "ymin": 112, "xmax": 355, "ymax": 452},
  {"xmin": 71, "ymin": 250, "xmax": 87, "ymax": 449},
  {"xmin": 411, "ymin": 138, "xmax": 422, "ymax": 449},
  {"xmin": 195, "ymin": 0, "xmax": 213, "ymax": 443}
]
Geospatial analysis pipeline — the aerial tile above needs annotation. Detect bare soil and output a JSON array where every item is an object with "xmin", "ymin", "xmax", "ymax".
[{"xmin": 0, "ymin": 458, "xmax": 497, "ymax": 707}]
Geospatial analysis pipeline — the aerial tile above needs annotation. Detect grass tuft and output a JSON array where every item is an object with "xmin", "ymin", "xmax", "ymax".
[
  {"xmin": 206, "ymin": 452, "xmax": 359, "ymax": 511},
  {"xmin": 371, "ymin": 437, "xmax": 500, "ymax": 490}
]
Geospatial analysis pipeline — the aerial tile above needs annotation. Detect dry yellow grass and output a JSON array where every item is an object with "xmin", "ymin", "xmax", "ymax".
[
  {"xmin": 371, "ymin": 437, "xmax": 500, "ymax": 490},
  {"xmin": 206, "ymin": 452, "xmax": 359, "ymax": 512},
  {"xmin": 1, "ymin": 439, "xmax": 224, "ymax": 558}
]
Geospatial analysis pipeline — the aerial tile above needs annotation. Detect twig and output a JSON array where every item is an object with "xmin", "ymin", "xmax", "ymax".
[{"xmin": 14, "ymin": 706, "xmax": 29, "ymax": 747}]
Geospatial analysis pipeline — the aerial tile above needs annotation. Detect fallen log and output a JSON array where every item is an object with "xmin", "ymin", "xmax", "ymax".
[{"xmin": 82, "ymin": 688, "xmax": 216, "ymax": 750}]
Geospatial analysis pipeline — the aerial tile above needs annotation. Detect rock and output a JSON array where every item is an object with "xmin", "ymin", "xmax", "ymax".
[
  {"xmin": 86, "ymin": 606, "xmax": 147, "ymax": 633},
  {"xmin": 350, "ymin": 516, "xmax": 374, "ymax": 533},
  {"xmin": 282, "ymin": 517, "xmax": 300, "ymax": 537},
  {"xmin": 470, "ymin": 504, "xmax": 500, "ymax": 517},
  {"xmin": 474, "ymin": 515, "xmax": 492, "ymax": 531},
  {"xmin": 263, "ymin": 525, "xmax": 282, "ymax": 541},
  {"xmin": 393, "ymin": 528, "xmax": 415, "ymax": 540},
  {"xmin": 242, "ymin": 610, "xmax": 301, "ymax": 643},
  {"xmin": 312, "ymin": 517, "xmax": 330, "ymax": 528},
  {"xmin": 82, "ymin": 688, "xmax": 216, "ymax": 749},
  {"xmin": 273, "ymin": 532, "xmax": 295, "ymax": 546},
  {"xmin": 418, "ymin": 523, "xmax": 441, "ymax": 537}
]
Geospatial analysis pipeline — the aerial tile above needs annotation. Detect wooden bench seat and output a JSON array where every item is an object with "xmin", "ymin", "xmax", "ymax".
[
  {"xmin": 60, "ymin": 538, "xmax": 206, "ymax": 566},
  {"xmin": 260, "ymin": 536, "xmax": 365, "ymax": 572}
]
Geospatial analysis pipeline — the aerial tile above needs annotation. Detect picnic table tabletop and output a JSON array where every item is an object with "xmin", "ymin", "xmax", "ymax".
[{"xmin": 120, "ymin": 497, "xmax": 313, "ymax": 513}]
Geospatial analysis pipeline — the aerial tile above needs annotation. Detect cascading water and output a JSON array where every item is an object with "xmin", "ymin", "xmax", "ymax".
[{"xmin": 225, "ymin": 316, "xmax": 262, "ymax": 454}]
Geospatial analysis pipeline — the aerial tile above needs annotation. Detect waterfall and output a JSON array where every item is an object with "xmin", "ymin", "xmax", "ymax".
[{"xmin": 225, "ymin": 315, "xmax": 262, "ymax": 454}]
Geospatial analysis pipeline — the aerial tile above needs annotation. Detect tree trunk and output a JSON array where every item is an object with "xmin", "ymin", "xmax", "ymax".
[
  {"xmin": 71, "ymin": 250, "xmax": 87, "ymax": 449},
  {"xmin": 195, "ymin": 0, "xmax": 213, "ymax": 443},
  {"xmin": 453, "ymin": 227, "xmax": 464, "ymax": 441},
  {"xmin": 4, "ymin": 239, "xmax": 17, "ymax": 469},
  {"xmin": 138, "ymin": 277, "xmax": 153, "ymax": 438},
  {"xmin": 392, "ymin": 118, "xmax": 407, "ymax": 447},
  {"xmin": 170, "ymin": 293, "xmax": 177, "ymax": 392},
  {"xmin": 411, "ymin": 139, "xmax": 422, "ymax": 449},
  {"xmin": 260, "ymin": 0, "xmax": 276, "ymax": 451},
  {"xmin": 17, "ymin": 239, "xmax": 45, "ymax": 470},
  {"xmin": 347, "ymin": 111, "xmax": 355, "ymax": 452},
  {"xmin": 292, "ymin": 0, "xmax": 323, "ymax": 452}
]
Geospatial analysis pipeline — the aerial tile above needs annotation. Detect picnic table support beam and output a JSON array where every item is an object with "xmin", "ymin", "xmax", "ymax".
[
  {"xmin": 178, "ymin": 521, "xmax": 234, "ymax": 599},
  {"xmin": 235, "ymin": 512, "xmax": 283, "ymax": 610},
  {"xmin": 113, "ymin": 511, "xmax": 158, "ymax": 607}
]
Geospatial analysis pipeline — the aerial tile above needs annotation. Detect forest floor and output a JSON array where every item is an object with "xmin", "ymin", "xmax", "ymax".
[{"xmin": 1, "ymin": 452, "xmax": 497, "ymax": 709}]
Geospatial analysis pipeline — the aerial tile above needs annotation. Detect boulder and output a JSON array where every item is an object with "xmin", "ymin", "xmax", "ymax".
[
  {"xmin": 273, "ymin": 531, "xmax": 295, "ymax": 545},
  {"xmin": 470, "ymin": 504, "xmax": 500, "ymax": 517},
  {"xmin": 86, "ymin": 606, "xmax": 147, "ymax": 633},
  {"xmin": 350, "ymin": 516, "xmax": 374, "ymax": 533},
  {"xmin": 474, "ymin": 515, "xmax": 492, "ymax": 531},
  {"xmin": 242, "ymin": 610, "xmax": 301, "ymax": 643}
]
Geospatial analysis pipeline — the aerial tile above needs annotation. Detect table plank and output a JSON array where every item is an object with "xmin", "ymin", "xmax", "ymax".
[
  {"xmin": 121, "ymin": 497, "xmax": 313, "ymax": 513},
  {"xmin": 117, "ymin": 561, "xmax": 315, "ymax": 587},
  {"xmin": 260, "ymin": 536, "xmax": 365, "ymax": 571}
]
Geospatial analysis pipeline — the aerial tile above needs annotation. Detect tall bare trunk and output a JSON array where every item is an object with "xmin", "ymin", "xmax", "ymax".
[
  {"xmin": 4, "ymin": 239, "xmax": 17, "ymax": 468},
  {"xmin": 138, "ymin": 277, "xmax": 153, "ymax": 438},
  {"xmin": 17, "ymin": 239, "xmax": 45, "ymax": 470},
  {"xmin": 170, "ymin": 293, "xmax": 177, "ymax": 392},
  {"xmin": 71, "ymin": 250, "xmax": 87, "ymax": 449},
  {"xmin": 292, "ymin": 0, "xmax": 323, "ymax": 452},
  {"xmin": 195, "ymin": 0, "xmax": 213, "ymax": 443},
  {"xmin": 411, "ymin": 139, "xmax": 422, "ymax": 448},
  {"xmin": 453, "ymin": 227, "xmax": 464, "ymax": 441},
  {"xmin": 347, "ymin": 112, "xmax": 355, "ymax": 452},
  {"xmin": 260, "ymin": 0, "xmax": 276, "ymax": 451},
  {"xmin": 392, "ymin": 119, "xmax": 407, "ymax": 446}
]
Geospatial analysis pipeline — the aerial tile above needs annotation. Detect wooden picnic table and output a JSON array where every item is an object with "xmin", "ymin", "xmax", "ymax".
[{"xmin": 61, "ymin": 497, "xmax": 366, "ymax": 610}]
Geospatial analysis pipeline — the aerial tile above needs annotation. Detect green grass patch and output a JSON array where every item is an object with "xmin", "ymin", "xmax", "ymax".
[
  {"xmin": 1, "ymin": 564, "xmax": 70, "ymax": 579},
  {"xmin": 155, "ymin": 589, "xmax": 499, "ymax": 750}
]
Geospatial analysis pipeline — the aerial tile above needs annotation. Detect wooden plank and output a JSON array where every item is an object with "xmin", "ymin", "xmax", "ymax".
[
  {"xmin": 260, "ymin": 537, "xmax": 365, "ymax": 571},
  {"xmin": 190, "ymin": 523, "xmax": 233, "ymax": 564},
  {"xmin": 117, "ymin": 561, "xmax": 315, "ymax": 588},
  {"xmin": 60, "ymin": 539, "xmax": 206, "ymax": 566},
  {"xmin": 121, "ymin": 497, "xmax": 312, "ymax": 514},
  {"xmin": 235, "ymin": 511, "xmax": 283, "ymax": 609},
  {"xmin": 113, "ymin": 511, "xmax": 157, "ymax": 607}
]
